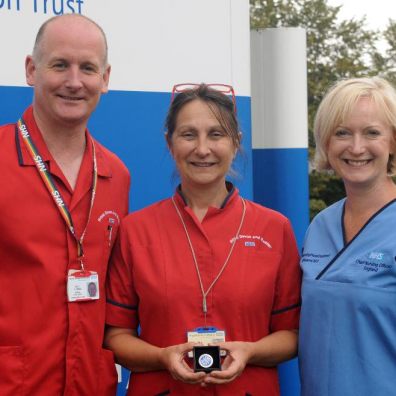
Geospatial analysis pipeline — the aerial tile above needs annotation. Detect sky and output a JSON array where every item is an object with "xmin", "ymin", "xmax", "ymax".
[{"xmin": 327, "ymin": 0, "xmax": 396, "ymax": 30}]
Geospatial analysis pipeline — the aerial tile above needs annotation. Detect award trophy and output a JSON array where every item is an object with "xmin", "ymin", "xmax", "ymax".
[{"xmin": 193, "ymin": 345, "xmax": 221, "ymax": 372}]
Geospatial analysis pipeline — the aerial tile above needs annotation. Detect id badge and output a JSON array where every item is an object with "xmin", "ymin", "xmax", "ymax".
[
  {"xmin": 67, "ymin": 269, "xmax": 99, "ymax": 302},
  {"xmin": 187, "ymin": 327, "xmax": 226, "ymax": 357}
]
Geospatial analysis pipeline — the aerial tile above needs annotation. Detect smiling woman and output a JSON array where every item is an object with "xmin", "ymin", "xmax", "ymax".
[
  {"xmin": 327, "ymin": 96, "xmax": 394, "ymax": 194},
  {"xmin": 165, "ymin": 85, "xmax": 241, "ymax": 220},
  {"xmin": 105, "ymin": 83, "xmax": 302, "ymax": 395},
  {"xmin": 299, "ymin": 76, "xmax": 396, "ymax": 396},
  {"xmin": 167, "ymin": 100, "xmax": 237, "ymax": 217}
]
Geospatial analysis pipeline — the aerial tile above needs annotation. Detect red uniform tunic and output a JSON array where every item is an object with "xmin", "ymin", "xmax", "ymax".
[
  {"xmin": 106, "ymin": 188, "xmax": 301, "ymax": 395},
  {"xmin": 0, "ymin": 106, "xmax": 130, "ymax": 395}
]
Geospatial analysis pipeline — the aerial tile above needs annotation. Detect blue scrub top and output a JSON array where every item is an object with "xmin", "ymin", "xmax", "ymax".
[{"xmin": 299, "ymin": 198, "xmax": 396, "ymax": 396}]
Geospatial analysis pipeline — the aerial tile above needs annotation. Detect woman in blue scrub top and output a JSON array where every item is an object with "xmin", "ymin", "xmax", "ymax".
[{"xmin": 299, "ymin": 76, "xmax": 396, "ymax": 396}]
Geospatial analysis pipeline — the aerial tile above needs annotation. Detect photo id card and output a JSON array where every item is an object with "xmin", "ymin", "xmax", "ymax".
[
  {"xmin": 187, "ymin": 327, "xmax": 226, "ymax": 358},
  {"xmin": 187, "ymin": 326, "xmax": 225, "ymax": 344},
  {"xmin": 67, "ymin": 269, "xmax": 99, "ymax": 302}
]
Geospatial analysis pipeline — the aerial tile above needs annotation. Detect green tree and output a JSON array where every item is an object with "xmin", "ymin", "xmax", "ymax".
[
  {"xmin": 380, "ymin": 20, "xmax": 396, "ymax": 85},
  {"xmin": 250, "ymin": 0, "xmax": 393, "ymax": 219}
]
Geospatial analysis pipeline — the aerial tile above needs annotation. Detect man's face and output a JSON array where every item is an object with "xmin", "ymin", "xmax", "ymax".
[
  {"xmin": 25, "ymin": 17, "xmax": 110, "ymax": 129},
  {"xmin": 88, "ymin": 282, "xmax": 97, "ymax": 297}
]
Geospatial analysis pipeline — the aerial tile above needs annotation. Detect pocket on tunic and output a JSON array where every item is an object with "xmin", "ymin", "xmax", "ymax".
[
  {"xmin": 0, "ymin": 346, "xmax": 25, "ymax": 395},
  {"xmin": 97, "ymin": 348, "xmax": 118, "ymax": 396}
]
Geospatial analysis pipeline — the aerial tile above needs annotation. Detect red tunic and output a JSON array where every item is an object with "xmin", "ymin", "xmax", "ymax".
[
  {"xmin": 0, "ymin": 106, "xmax": 130, "ymax": 395},
  {"xmin": 107, "ymin": 188, "xmax": 301, "ymax": 395}
]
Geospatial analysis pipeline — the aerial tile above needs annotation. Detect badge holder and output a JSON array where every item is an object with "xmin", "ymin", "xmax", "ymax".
[
  {"xmin": 67, "ymin": 269, "xmax": 99, "ymax": 302},
  {"xmin": 187, "ymin": 327, "xmax": 227, "ymax": 358},
  {"xmin": 193, "ymin": 345, "xmax": 221, "ymax": 372}
]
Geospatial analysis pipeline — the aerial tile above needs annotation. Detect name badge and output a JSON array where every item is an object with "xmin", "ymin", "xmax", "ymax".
[
  {"xmin": 187, "ymin": 327, "xmax": 226, "ymax": 357},
  {"xmin": 67, "ymin": 269, "xmax": 99, "ymax": 302}
]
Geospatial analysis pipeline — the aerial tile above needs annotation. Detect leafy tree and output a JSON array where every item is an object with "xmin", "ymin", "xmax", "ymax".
[
  {"xmin": 309, "ymin": 170, "xmax": 345, "ymax": 219},
  {"xmin": 250, "ymin": 0, "xmax": 394, "ymax": 218},
  {"xmin": 251, "ymin": 0, "xmax": 382, "ymax": 122},
  {"xmin": 380, "ymin": 20, "xmax": 396, "ymax": 85}
]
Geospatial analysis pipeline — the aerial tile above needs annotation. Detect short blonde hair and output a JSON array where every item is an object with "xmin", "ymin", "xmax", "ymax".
[{"xmin": 314, "ymin": 76, "xmax": 396, "ymax": 174}]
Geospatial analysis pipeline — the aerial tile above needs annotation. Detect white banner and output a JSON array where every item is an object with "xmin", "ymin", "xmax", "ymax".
[{"xmin": 0, "ymin": 0, "xmax": 250, "ymax": 94}]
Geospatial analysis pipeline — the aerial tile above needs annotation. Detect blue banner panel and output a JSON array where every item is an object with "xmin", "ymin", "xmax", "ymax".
[
  {"xmin": 252, "ymin": 147, "xmax": 309, "ymax": 249},
  {"xmin": 0, "ymin": 87, "xmax": 253, "ymax": 212},
  {"xmin": 253, "ymin": 147, "xmax": 308, "ymax": 396},
  {"xmin": 278, "ymin": 359, "xmax": 301, "ymax": 396}
]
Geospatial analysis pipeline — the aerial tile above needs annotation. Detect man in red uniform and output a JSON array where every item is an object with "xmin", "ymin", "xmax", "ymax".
[{"xmin": 0, "ymin": 14, "xmax": 130, "ymax": 395}]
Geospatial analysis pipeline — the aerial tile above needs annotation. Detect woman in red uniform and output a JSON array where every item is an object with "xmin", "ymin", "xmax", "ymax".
[{"xmin": 105, "ymin": 84, "xmax": 301, "ymax": 395}]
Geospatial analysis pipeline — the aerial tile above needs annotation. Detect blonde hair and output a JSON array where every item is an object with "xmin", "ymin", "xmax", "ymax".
[{"xmin": 314, "ymin": 76, "xmax": 396, "ymax": 174}]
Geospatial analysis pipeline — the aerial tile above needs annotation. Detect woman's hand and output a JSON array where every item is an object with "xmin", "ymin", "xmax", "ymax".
[
  {"xmin": 161, "ymin": 342, "xmax": 207, "ymax": 384},
  {"xmin": 203, "ymin": 341, "xmax": 253, "ymax": 385},
  {"xmin": 202, "ymin": 330, "xmax": 298, "ymax": 386},
  {"xmin": 105, "ymin": 327, "xmax": 205, "ymax": 383},
  {"xmin": 106, "ymin": 327, "xmax": 297, "ymax": 387}
]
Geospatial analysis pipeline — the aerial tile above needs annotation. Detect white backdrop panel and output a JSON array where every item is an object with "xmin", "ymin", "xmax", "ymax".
[{"xmin": 0, "ymin": 0, "xmax": 250, "ymax": 95}]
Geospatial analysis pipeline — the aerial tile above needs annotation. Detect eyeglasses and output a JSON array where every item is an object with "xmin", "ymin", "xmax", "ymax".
[{"xmin": 171, "ymin": 83, "xmax": 237, "ymax": 114}]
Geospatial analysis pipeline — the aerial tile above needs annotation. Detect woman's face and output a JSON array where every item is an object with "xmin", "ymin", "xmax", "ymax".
[
  {"xmin": 168, "ymin": 99, "xmax": 238, "ymax": 191},
  {"xmin": 327, "ymin": 96, "xmax": 395, "ymax": 190}
]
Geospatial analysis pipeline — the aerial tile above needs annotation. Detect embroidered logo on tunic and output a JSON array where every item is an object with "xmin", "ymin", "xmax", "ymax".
[
  {"xmin": 230, "ymin": 234, "xmax": 272, "ymax": 248},
  {"xmin": 368, "ymin": 252, "xmax": 384, "ymax": 261},
  {"xmin": 301, "ymin": 253, "xmax": 331, "ymax": 264},
  {"xmin": 355, "ymin": 251, "xmax": 392, "ymax": 273},
  {"xmin": 97, "ymin": 210, "xmax": 120, "ymax": 225}
]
